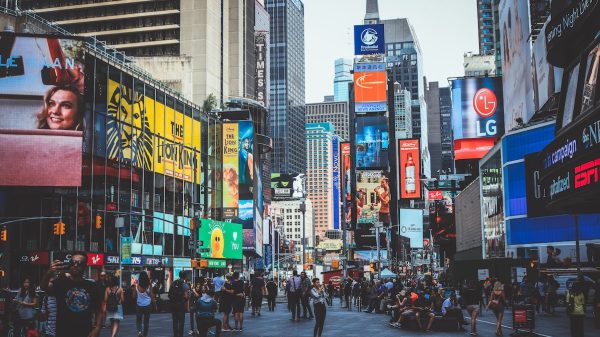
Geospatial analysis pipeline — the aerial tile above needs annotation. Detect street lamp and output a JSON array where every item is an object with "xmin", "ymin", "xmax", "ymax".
[{"xmin": 299, "ymin": 201, "xmax": 306, "ymax": 267}]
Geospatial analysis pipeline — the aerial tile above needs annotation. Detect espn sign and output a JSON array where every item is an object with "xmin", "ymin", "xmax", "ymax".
[{"xmin": 575, "ymin": 158, "xmax": 600, "ymax": 189}]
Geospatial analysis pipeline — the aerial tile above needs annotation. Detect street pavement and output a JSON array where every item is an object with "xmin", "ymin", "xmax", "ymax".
[{"xmin": 100, "ymin": 299, "xmax": 598, "ymax": 337}]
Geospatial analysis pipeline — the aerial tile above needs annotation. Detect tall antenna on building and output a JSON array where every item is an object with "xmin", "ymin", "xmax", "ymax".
[{"xmin": 364, "ymin": 0, "xmax": 380, "ymax": 24}]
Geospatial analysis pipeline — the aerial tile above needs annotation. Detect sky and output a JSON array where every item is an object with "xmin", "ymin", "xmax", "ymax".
[{"xmin": 304, "ymin": 0, "xmax": 480, "ymax": 103}]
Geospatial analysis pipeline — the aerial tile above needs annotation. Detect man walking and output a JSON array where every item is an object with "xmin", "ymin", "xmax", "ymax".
[
  {"xmin": 300, "ymin": 272, "xmax": 314, "ymax": 319},
  {"xmin": 169, "ymin": 271, "xmax": 190, "ymax": 337},
  {"xmin": 213, "ymin": 273, "xmax": 225, "ymax": 303},
  {"xmin": 289, "ymin": 271, "xmax": 302, "ymax": 321}
]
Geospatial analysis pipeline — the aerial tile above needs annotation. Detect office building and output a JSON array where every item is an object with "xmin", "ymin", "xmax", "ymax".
[
  {"xmin": 270, "ymin": 199, "xmax": 314, "ymax": 263},
  {"xmin": 21, "ymin": 0, "xmax": 261, "ymax": 107},
  {"xmin": 306, "ymin": 101, "xmax": 350, "ymax": 141},
  {"xmin": 334, "ymin": 58, "xmax": 352, "ymax": 102},
  {"xmin": 476, "ymin": 0, "xmax": 502, "ymax": 74},
  {"xmin": 393, "ymin": 82, "xmax": 412, "ymax": 139},
  {"xmin": 267, "ymin": 0, "xmax": 306, "ymax": 175},
  {"xmin": 425, "ymin": 81, "xmax": 453, "ymax": 178},
  {"xmin": 306, "ymin": 123, "xmax": 336, "ymax": 241},
  {"xmin": 463, "ymin": 52, "xmax": 497, "ymax": 77}
]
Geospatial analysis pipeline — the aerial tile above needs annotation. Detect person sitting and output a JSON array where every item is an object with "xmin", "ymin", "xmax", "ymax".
[
  {"xmin": 442, "ymin": 293, "xmax": 467, "ymax": 331},
  {"xmin": 195, "ymin": 289, "xmax": 222, "ymax": 337},
  {"xmin": 413, "ymin": 289, "xmax": 436, "ymax": 331},
  {"xmin": 389, "ymin": 290, "xmax": 409, "ymax": 327}
]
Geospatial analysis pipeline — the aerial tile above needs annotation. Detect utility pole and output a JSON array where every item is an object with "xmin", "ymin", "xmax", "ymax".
[{"xmin": 299, "ymin": 201, "xmax": 306, "ymax": 267}]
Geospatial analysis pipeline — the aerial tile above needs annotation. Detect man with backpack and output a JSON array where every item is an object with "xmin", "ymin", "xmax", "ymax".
[
  {"xmin": 300, "ymin": 272, "xmax": 314, "ymax": 319},
  {"xmin": 169, "ymin": 271, "xmax": 190, "ymax": 337}
]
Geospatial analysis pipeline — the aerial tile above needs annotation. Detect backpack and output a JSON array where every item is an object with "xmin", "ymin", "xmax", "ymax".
[
  {"xmin": 169, "ymin": 280, "xmax": 186, "ymax": 304},
  {"xmin": 106, "ymin": 289, "xmax": 119, "ymax": 312}
]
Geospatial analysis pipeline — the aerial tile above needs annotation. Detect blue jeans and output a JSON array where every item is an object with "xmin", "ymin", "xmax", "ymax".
[
  {"xmin": 172, "ymin": 306, "xmax": 186, "ymax": 337},
  {"xmin": 135, "ymin": 305, "xmax": 152, "ymax": 336}
]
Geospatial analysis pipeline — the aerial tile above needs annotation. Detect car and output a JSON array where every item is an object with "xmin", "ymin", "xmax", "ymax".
[{"xmin": 554, "ymin": 275, "xmax": 596, "ymax": 306}]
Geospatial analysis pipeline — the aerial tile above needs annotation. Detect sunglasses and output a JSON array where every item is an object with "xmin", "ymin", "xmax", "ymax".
[{"xmin": 69, "ymin": 259, "xmax": 87, "ymax": 267}]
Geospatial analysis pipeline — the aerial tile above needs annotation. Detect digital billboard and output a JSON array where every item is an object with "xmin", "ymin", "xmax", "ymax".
[
  {"xmin": 398, "ymin": 139, "xmax": 421, "ymax": 199},
  {"xmin": 480, "ymin": 150, "xmax": 505, "ymax": 258},
  {"xmin": 332, "ymin": 136, "xmax": 340, "ymax": 230},
  {"xmin": 399, "ymin": 208, "xmax": 423, "ymax": 249},
  {"xmin": 356, "ymin": 170, "xmax": 390, "ymax": 226},
  {"xmin": 223, "ymin": 123, "xmax": 239, "ymax": 218},
  {"xmin": 271, "ymin": 173, "xmax": 305, "ymax": 199},
  {"xmin": 198, "ymin": 219, "xmax": 242, "ymax": 260},
  {"xmin": 340, "ymin": 142, "xmax": 352, "ymax": 228},
  {"xmin": 356, "ymin": 115, "xmax": 389, "ymax": 168},
  {"xmin": 531, "ymin": 20, "xmax": 563, "ymax": 112},
  {"xmin": 354, "ymin": 24, "xmax": 385, "ymax": 55},
  {"xmin": 0, "ymin": 34, "xmax": 85, "ymax": 186},
  {"xmin": 106, "ymin": 79, "xmax": 202, "ymax": 183},
  {"xmin": 353, "ymin": 62, "xmax": 387, "ymax": 113},
  {"xmin": 499, "ymin": 0, "xmax": 534, "ymax": 130}
]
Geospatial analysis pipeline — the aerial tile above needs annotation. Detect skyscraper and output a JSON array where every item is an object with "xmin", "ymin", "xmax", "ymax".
[
  {"xmin": 306, "ymin": 101, "xmax": 350, "ymax": 141},
  {"xmin": 267, "ymin": 0, "xmax": 306, "ymax": 174},
  {"xmin": 334, "ymin": 58, "xmax": 352, "ymax": 102},
  {"xmin": 476, "ymin": 0, "xmax": 502, "ymax": 74},
  {"xmin": 393, "ymin": 83, "xmax": 412, "ymax": 139},
  {"xmin": 306, "ymin": 123, "xmax": 336, "ymax": 241},
  {"xmin": 426, "ymin": 81, "xmax": 453, "ymax": 178}
]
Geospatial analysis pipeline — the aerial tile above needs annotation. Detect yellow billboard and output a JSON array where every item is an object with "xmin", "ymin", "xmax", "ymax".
[
  {"xmin": 106, "ymin": 79, "xmax": 201, "ymax": 183},
  {"xmin": 223, "ymin": 123, "xmax": 239, "ymax": 218}
]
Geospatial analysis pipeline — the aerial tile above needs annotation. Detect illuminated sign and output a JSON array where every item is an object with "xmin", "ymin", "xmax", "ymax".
[
  {"xmin": 353, "ymin": 62, "xmax": 387, "ymax": 113},
  {"xmin": 398, "ymin": 139, "xmax": 421, "ymax": 199},
  {"xmin": 428, "ymin": 190, "xmax": 443, "ymax": 200},
  {"xmin": 354, "ymin": 24, "xmax": 385, "ymax": 55}
]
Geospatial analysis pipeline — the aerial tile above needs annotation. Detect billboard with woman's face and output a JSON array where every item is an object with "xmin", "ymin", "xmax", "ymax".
[{"xmin": 0, "ymin": 33, "xmax": 85, "ymax": 186}]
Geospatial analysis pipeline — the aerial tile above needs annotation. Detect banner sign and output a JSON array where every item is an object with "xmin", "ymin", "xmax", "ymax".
[
  {"xmin": 332, "ymin": 136, "xmax": 340, "ymax": 230},
  {"xmin": 428, "ymin": 190, "xmax": 443, "ymax": 200},
  {"xmin": 271, "ymin": 173, "xmax": 305, "ymax": 199},
  {"xmin": 399, "ymin": 139, "xmax": 421, "ymax": 199},
  {"xmin": 17, "ymin": 251, "xmax": 50, "ymax": 265},
  {"xmin": 354, "ymin": 24, "xmax": 385, "ymax": 55},
  {"xmin": 255, "ymin": 32, "xmax": 268, "ymax": 107},
  {"xmin": 0, "ymin": 33, "xmax": 85, "ymax": 186},
  {"xmin": 207, "ymin": 259, "xmax": 227, "ymax": 268},
  {"xmin": 86, "ymin": 253, "xmax": 104, "ymax": 266},
  {"xmin": 105, "ymin": 255, "xmax": 120, "ymax": 264},
  {"xmin": 356, "ymin": 170, "xmax": 389, "ymax": 225},
  {"xmin": 340, "ymin": 142, "xmax": 352, "ymax": 228},
  {"xmin": 223, "ymin": 123, "xmax": 239, "ymax": 218},
  {"xmin": 173, "ymin": 257, "xmax": 191, "ymax": 268},
  {"xmin": 356, "ymin": 115, "xmax": 389, "ymax": 168},
  {"xmin": 199, "ymin": 219, "xmax": 243, "ymax": 259},
  {"xmin": 399, "ymin": 208, "xmax": 423, "ymax": 248},
  {"xmin": 353, "ymin": 63, "xmax": 387, "ymax": 113},
  {"xmin": 120, "ymin": 236, "xmax": 133, "ymax": 265}
]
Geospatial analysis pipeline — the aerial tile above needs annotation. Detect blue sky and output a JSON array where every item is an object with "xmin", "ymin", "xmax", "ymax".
[{"xmin": 304, "ymin": 0, "xmax": 479, "ymax": 102}]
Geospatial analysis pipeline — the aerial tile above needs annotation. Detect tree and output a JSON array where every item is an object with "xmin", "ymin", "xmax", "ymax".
[{"xmin": 203, "ymin": 93, "xmax": 218, "ymax": 113}]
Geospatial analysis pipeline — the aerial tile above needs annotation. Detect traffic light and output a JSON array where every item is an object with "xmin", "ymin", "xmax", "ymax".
[
  {"xmin": 95, "ymin": 214, "xmax": 102, "ymax": 229},
  {"xmin": 190, "ymin": 218, "xmax": 196, "ymax": 231},
  {"xmin": 0, "ymin": 226, "xmax": 7, "ymax": 241},
  {"xmin": 331, "ymin": 260, "xmax": 339, "ymax": 269},
  {"xmin": 53, "ymin": 221, "xmax": 65, "ymax": 235},
  {"xmin": 369, "ymin": 262, "xmax": 376, "ymax": 272}
]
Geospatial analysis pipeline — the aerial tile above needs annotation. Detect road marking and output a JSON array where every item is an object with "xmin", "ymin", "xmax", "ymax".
[{"xmin": 466, "ymin": 317, "xmax": 553, "ymax": 337}]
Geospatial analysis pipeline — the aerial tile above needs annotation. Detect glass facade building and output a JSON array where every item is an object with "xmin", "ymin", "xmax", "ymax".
[{"xmin": 333, "ymin": 58, "xmax": 352, "ymax": 102}]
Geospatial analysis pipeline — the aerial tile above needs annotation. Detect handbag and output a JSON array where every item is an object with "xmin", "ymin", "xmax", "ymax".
[
  {"xmin": 566, "ymin": 295, "xmax": 575, "ymax": 314},
  {"xmin": 488, "ymin": 299, "xmax": 500, "ymax": 310}
]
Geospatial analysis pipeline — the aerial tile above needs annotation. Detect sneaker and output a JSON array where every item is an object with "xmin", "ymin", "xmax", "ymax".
[
  {"xmin": 189, "ymin": 330, "xmax": 195, "ymax": 335},
  {"xmin": 222, "ymin": 328, "xmax": 231, "ymax": 332}
]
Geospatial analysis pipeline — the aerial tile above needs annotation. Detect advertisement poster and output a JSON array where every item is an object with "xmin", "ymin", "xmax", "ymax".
[
  {"xmin": 481, "ymin": 150, "xmax": 505, "ymax": 258},
  {"xmin": 353, "ymin": 62, "xmax": 387, "ymax": 113},
  {"xmin": 238, "ymin": 120, "xmax": 254, "ymax": 200},
  {"xmin": 531, "ymin": 20, "xmax": 563, "ymax": 112},
  {"xmin": 271, "ymin": 173, "xmax": 305, "ymax": 199},
  {"xmin": 399, "ymin": 208, "xmax": 423, "ymax": 249},
  {"xmin": 120, "ymin": 236, "xmax": 133, "ymax": 264},
  {"xmin": 332, "ymin": 136, "xmax": 340, "ymax": 230},
  {"xmin": 499, "ymin": 0, "xmax": 534, "ymax": 130},
  {"xmin": 105, "ymin": 79, "xmax": 202, "ymax": 184},
  {"xmin": 398, "ymin": 139, "xmax": 421, "ymax": 199},
  {"xmin": 223, "ymin": 123, "xmax": 239, "ymax": 218},
  {"xmin": 198, "ymin": 219, "xmax": 242, "ymax": 260},
  {"xmin": 0, "ymin": 34, "xmax": 85, "ymax": 186},
  {"xmin": 356, "ymin": 115, "xmax": 389, "ymax": 168},
  {"xmin": 354, "ymin": 24, "xmax": 385, "ymax": 55},
  {"xmin": 356, "ymin": 170, "xmax": 390, "ymax": 226},
  {"xmin": 341, "ymin": 142, "xmax": 352, "ymax": 227}
]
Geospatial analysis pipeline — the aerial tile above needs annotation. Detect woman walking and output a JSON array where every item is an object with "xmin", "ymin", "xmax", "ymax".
[
  {"xmin": 133, "ymin": 272, "xmax": 156, "ymax": 337},
  {"xmin": 105, "ymin": 275, "xmax": 125, "ymax": 337},
  {"xmin": 250, "ymin": 272, "xmax": 266, "ymax": 316},
  {"xmin": 567, "ymin": 281, "xmax": 585, "ymax": 337},
  {"xmin": 231, "ymin": 272, "xmax": 245, "ymax": 331},
  {"xmin": 13, "ymin": 277, "xmax": 38, "ymax": 337},
  {"xmin": 487, "ymin": 281, "xmax": 507, "ymax": 336},
  {"xmin": 189, "ymin": 282, "xmax": 202, "ymax": 336},
  {"xmin": 310, "ymin": 278, "xmax": 327, "ymax": 337}
]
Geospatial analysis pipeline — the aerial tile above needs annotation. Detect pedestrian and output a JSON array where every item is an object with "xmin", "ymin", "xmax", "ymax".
[
  {"xmin": 169, "ymin": 271, "xmax": 190, "ymax": 337},
  {"xmin": 134, "ymin": 271, "xmax": 156, "ymax": 337},
  {"xmin": 310, "ymin": 278, "xmax": 327, "ymax": 337},
  {"xmin": 213, "ymin": 273, "xmax": 225, "ymax": 303},
  {"xmin": 41, "ymin": 252, "xmax": 102, "ymax": 337},
  {"xmin": 189, "ymin": 282, "xmax": 202, "ymax": 336},
  {"xmin": 219, "ymin": 274, "xmax": 234, "ymax": 332},
  {"xmin": 567, "ymin": 281, "xmax": 585, "ymax": 337},
  {"xmin": 104, "ymin": 274, "xmax": 124, "ymax": 337},
  {"xmin": 40, "ymin": 276, "xmax": 57, "ymax": 337},
  {"xmin": 546, "ymin": 274, "xmax": 559, "ymax": 315},
  {"xmin": 97, "ymin": 271, "xmax": 109, "ymax": 328},
  {"xmin": 195, "ymin": 288, "xmax": 221, "ymax": 337},
  {"xmin": 266, "ymin": 278, "xmax": 278, "ymax": 311},
  {"xmin": 594, "ymin": 276, "xmax": 600, "ymax": 329},
  {"xmin": 300, "ymin": 272, "xmax": 314, "ymax": 319},
  {"xmin": 13, "ymin": 277, "xmax": 38, "ymax": 337},
  {"xmin": 487, "ymin": 281, "xmax": 506, "ymax": 336},
  {"xmin": 462, "ymin": 280, "xmax": 481, "ymax": 336},
  {"xmin": 250, "ymin": 272, "xmax": 266, "ymax": 316},
  {"xmin": 326, "ymin": 281, "xmax": 334, "ymax": 306},
  {"xmin": 231, "ymin": 272, "xmax": 245, "ymax": 331},
  {"xmin": 442, "ymin": 292, "xmax": 467, "ymax": 330},
  {"xmin": 343, "ymin": 278, "xmax": 352, "ymax": 309},
  {"xmin": 289, "ymin": 271, "xmax": 302, "ymax": 321}
]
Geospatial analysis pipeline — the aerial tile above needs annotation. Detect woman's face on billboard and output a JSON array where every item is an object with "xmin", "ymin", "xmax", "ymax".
[{"xmin": 46, "ymin": 89, "xmax": 78, "ymax": 130}]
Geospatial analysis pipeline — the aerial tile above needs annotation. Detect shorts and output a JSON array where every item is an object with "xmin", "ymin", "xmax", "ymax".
[
  {"xmin": 402, "ymin": 310, "xmax": 416, "ymax": 318},
  {"xmin": 378, "ymin": 212, "xmax": 391, "ymax": 225},
  {"xmin": 219, "ymin": 300, "xmax": 232, "ymax": 314},
  {"xmin": 106, "ymin": 305, "xmax": 123, "ymax": 321},
  {"xmin": 467, "ymin": 305, "xmax": 480, "ymax": 315},
  {"xmin": 232, "ymin": 297, "xmax": 245, "ymax": 313},
  {"xmin": 251, "ymin": 294, "xmax": 263, "ymax": 307}
]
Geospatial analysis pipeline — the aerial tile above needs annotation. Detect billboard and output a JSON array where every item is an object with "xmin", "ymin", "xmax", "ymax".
[
  {"xmin": 340, "ymin": 142, "xmax": 352, "ymax": 228},
  {"xmin": 223, "ymin": 123, "xmax": 239, "ymax": 218},
  {"xmin": 499, "ymin": 0, "xmax": 534, "ymax": 130},
  {"xmin": 354, "ymin": 24, "xmax": 385, "ymax": 55},
  {"xmin": 271, "ymin": 173, "xmax": 305, "ymax": 200},
  {"xmin": 0, "ymin": 34, "xmax": 85, "ymax": 186},
  {"xmin": 198, "ymin": 219, "xmax": 243, "ymax": 260},
  {"xmin": 255, "ymin": 32, "xmax": 268, "ymax": 107},
  {"xmin": 332, "ymin": 136, "xmax": 340, "ymax": 230},
  {"xmin": 105, "ymin": 79, "xmax": 202, "ymax": 184},
  {"xmin": 399, "ymin": 208, "xmax": 423, "ymax": 249},
  {"xmin": 356, "ymin": 170, "xmax": 390, "ymax": 226},
  {"xmin": 356, "ymin": 115, "xmax": 389, "ymax": 168},
  {"xmin": 480, "ymin": 150, "xmax": 505, "ymax": 258},
  {"xmin": 353, "ymin": 62, "xmax": 387, "ymax": 113},
  {"xmin": 398, "ymin": 139, "xmax": 421, "ymax": 199},
  {"xmin": 531, "ymin": 20, "xmax": 563, "ymax": 112}
]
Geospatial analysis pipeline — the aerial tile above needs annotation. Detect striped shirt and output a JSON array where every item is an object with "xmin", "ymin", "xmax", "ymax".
[{"xmin": 45, "ymin": 296, "xmax": 57, "ymax": 336}]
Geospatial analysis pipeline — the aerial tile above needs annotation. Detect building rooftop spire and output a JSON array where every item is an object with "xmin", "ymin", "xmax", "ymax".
[{"xmin": 364, "ymin": 0, "xmax": 380, "ymax": 23}]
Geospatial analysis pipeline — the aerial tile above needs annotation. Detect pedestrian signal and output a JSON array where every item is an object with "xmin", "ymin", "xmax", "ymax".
[
  {"xmin": 0, "ymin": 227, "xmax": 6, "ymax": 241},
  {"xmin": 95, "ymin": 214, "xmax": 102, "ymax": 229},
  {"xmin": 53, "ymin": 221, "xmax": 65, "ymax": 235}
]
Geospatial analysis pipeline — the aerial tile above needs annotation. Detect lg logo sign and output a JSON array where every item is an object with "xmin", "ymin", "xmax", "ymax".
[{"xmin": 473, "ymin": 88, "xmax": 498, "ymax": 137}]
